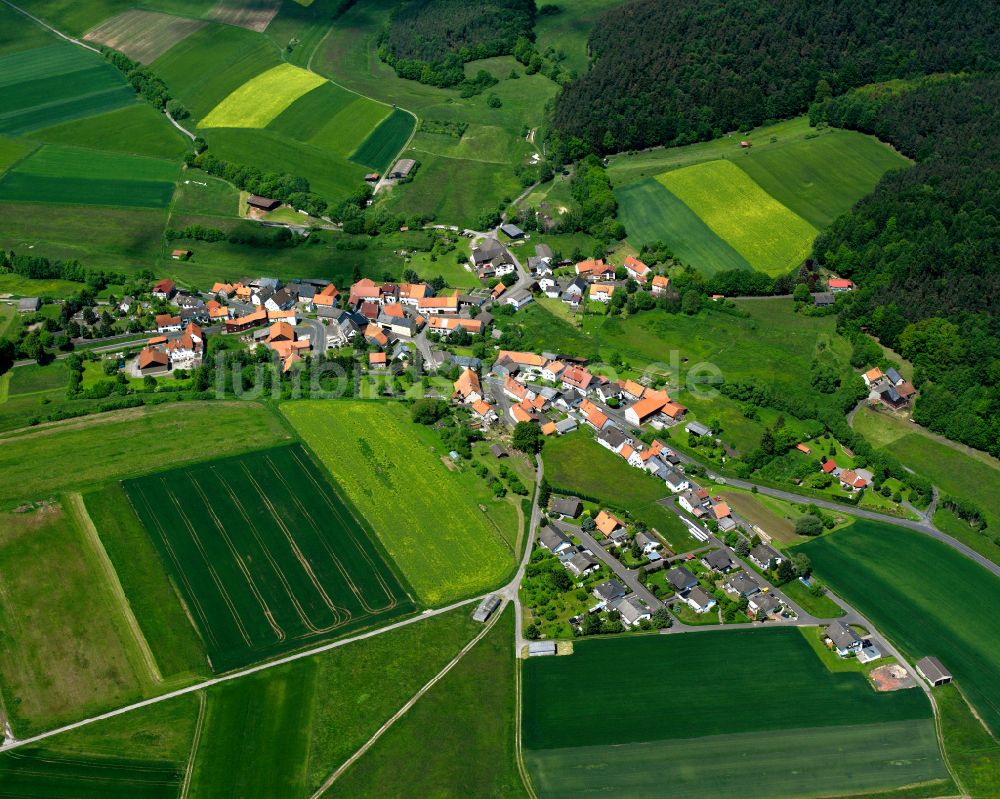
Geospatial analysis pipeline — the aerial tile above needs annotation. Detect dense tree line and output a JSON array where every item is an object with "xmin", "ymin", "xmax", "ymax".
[
  {"xmin": 103, "ymin": 49, "xmax": 187, "ymax": 118},
  {"xmin": 811, "ymin": 75, "xmax": 1000, "ymax": 456},
  {"xmin": 0, "ymin": 251, "xmax": 127, "ymax": 290},
  {"xmin": 549, "ymin": 0, "xmax": 999, "ymax": 153},
  {"xmin": 378, "ymin": 0, "xmax": 535, "ymax": 87}
]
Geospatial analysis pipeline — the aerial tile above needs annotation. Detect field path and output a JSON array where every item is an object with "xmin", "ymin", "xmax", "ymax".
[
  {"xmin": 179, "ymin": 692, "xmax": 206, "ymax": 799},
  {"xmin": 66, "ymin": 492, "xmax": 163, "ymax": 685},
  {"xmin": 309, "ymin": 603, "xmax": 507, "ymax": 797},
  {"xmin": 0, "ymin": 594, "xmax": 481, "ymax": 753},
  {"xmin": 0, "ymin": 0, "xmax": 100, "ymax": 52}
]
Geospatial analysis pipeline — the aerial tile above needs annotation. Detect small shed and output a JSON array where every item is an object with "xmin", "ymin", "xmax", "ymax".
[
  {"xmin": 17, "ymin": 297, "xmax": 40, "ymax": 313},
  {"xmin": 247, "ymin": 195, "xmax": 280, "ymax": 211},
  {"xmin": 528, "ymin": 641, "xmax": 556, "ymax": 657},
  {"xmin": 500, "ymin": 223, "xmax": 524, "ymax": 239},
  {"xmin": 916, "ymin": 656, "xmax": 952, "ymax": 686},
  {"xmin": 171, "ymin": 249, "xmax": 192, "ymax": 260},
  {"xmin": 490, "ymin": 444, "xmax": 508, "ymax": 458}
]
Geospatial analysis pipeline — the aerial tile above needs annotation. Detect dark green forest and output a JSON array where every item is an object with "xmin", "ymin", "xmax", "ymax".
[
  {"xmin": 811, "ymin": 75, "xmax": 1000, "ymax": 455},
  {"xmin": 550, "ymin": 0, "xmax": 999, "ymax": 152},
  {"xmin": 378, "ymin": 0, "xmax": 535, "ymax": 87}
]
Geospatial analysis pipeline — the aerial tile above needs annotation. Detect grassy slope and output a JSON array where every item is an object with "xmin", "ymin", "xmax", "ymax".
[
  {"xmin": 543, "ymin": 429, "xmax": 697, "ymax": 551},
  {"xmin": 800, "ymin": 520, "xmax": 1000, "ymax": 735},
  {"xmin": 0, "ymin": 401, "xmax": 293, "ymax": 506},
  {"xmin": 282, "ymin": 400, "xmax": 516, "ymax": 605},
  {"xmin": 83, "ymin": 483, "xmax": 209, "ymax": 681},
  {"xmin": 329, "ymin": 607, "xmax": 526, "ymax": 798},
  {"xmin": 28, "ymin": 103, "xmax": 189, "ymax": 160},
  {"xmin": 523, "ymin": 627, "xmax": 931, "ymax": 750},
  {"xmin": 0, "ymin": 502, "xmax": 152, "ymax": 736}
]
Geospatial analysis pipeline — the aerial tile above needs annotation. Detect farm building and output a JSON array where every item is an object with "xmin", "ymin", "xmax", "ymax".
[
  {"xmin": 247, "ymin": 195, "xmax": 280, "ymax": 211},
  {"xmin": 528, "ymin": 641, "xmax": 557, "ymax": 657},
  {"xmin": 916, "ymin": 657, "xmax": 952, "ymax": 686},
  {"xmin": 500, "ymin": 223, "xmax": 524, "ymax": 239},
  {"xmin": 171, "ymin": 249, "xmax": 192, "ymax": 260},
  {"xmin": 473, "ymin": 594, "xmax": 501, "ymax": 623},
  {"xmin": 389, "ymin": 158, "xmax": 417, "ymax": 179},
  {"xmin": 17, "ymin": 297, "xmax": 40, "ymax": 313},
  {"xmin": 137, "ymin": 347, "xmax": 168, "ymax": 375}
]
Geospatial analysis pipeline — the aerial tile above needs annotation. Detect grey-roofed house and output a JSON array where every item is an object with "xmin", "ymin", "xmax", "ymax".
[
  {"xmin": 593, "ymin": 579, "xmax": 627, "ymax": 606},
  {"xmin": 528, "ymin": 641, "xmax": 557, "ymax": 656},
  {"xmin": 597, "ymin": 426, "xmax": 629, "ymax": 453},
  {"xmin": 749, "ymin": 543, "xmax": 782, "ymax": 570},
  {"xmin": 885, "ymin": 367, "xmax": 903, "ymax": 385},
  {"xmin": 504, "ymin": 289, "xmax": 533, "ymax": 310},
  {"xmin": 539, "ymin": 527, "xmax": 573, "ymax": 554},
  {"xmin": 701, "ymin": 549, "xmax": 736, "ymax": 573},
  {"xmin": 566, "ymin": 551, "xmax": 599, "ymax": 577},
  {"xmin": 724, "ymin": 571, "xmax": 760, "ymax": 597},
  {"xmin": 17, "ymin": 297, "xmax": 40, "ymax": 313},
  {"xmin": 916, "ymin": 656, "xmax": 952, "ymax": 686},
  {"xmin": 825, "ymin": 621, "xmax": 863, "ymax": 657},
  {"xmin": 666, "ymin": 566, "xmax": 698, "ymax": 593},
  {"xmin": 663, "ymin": 469, "xmax": 689, "ymax": 493},
  {"xmin": 686, "ymin": 421, "xmax": 712, "ymax": 437},
  {"xmin": 813, "ymin": 292, "xmax": 835, "ymax": 307},
  {"xmin": 550, "ymin": 497, "xmax": 583, "ymax": 519},
  {"xmin": 473, "ymin": 594, "xmax": 501, "ymax": 623},
  {"xmin": 610, "ymin": 595, "xmax": 651, "ymax": 627},
  {"xmin": 535, "ymin": 243, "xmax": 553, "ymax": 259},
  {"xmin": 554, "ymin": 417, "xmax": 578, "ymax": 435},
  {"xmin": 472, "ymin": 239, "xmax": 505, "ymax": 266},
  {"xmin": 748, "ymin": 592, "xmax": 781, "ymax": 619},
  {"xmin": 685, "ymin": 586, "xmax": 716, "ymax": 613},
  {"xmin": 490, "ymin": 444, "xmax": 508, "ymax": 458}
]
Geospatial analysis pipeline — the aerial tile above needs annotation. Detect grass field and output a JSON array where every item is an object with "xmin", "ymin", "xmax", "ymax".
[
  {"xmin": 659, "ymin": 159, "xmax": 817, "ymax": 276},
  {"xmin": 542, "ymin": 429, "xmax": 694, "ymax": 551},
  {"xmin": 265, "ymin": 80, "xmax": 356, "ymax": 141},
  {"xmin": 349, "ymin": 107, "xmax": 413, "ymax": 170},
  {"xmin": 0, "ymin": 501, "xmax": 153, "ymax": 736},
  {"xmin": 0, "ymin": 134, "xmax": 33, "ymax": 174},
  {"xmin": 533, "ymin": 0, "xmax": 622, "ymax": 76},
  {"xmin": 523, "ymin": 628, "xmax": 941, "ymax": 799},
  {"xmin": 84, "ymin": 483, "xmax": 210, "ymax": 681},
  {"xmin": 0, "ymin": 144, "xmax": 179, "ymax": 208},
  {"xmin": 329, "ymin": 607, "xmax": 526, "ymax": 798},
  {"xmin": 6, "ymin": 359, "xmax": 67, "ymax": 395},
  {"xmin": 0, "ymin": 401, "xmax": 292, "ymax": 506},
  {"xmin": 616, "ymin": 177, "xmax": 752, "ymax": 274},
  {"xmin": 310, "ymin": 96, "xmax": 389, "ymax": 156},
  {"xmin": 800, "ymin": 520, "xmax": 1000, "ymax": 735},
  {"xmin": 29, "ymin": 103, "xmax": 188, "ymax": 160},
  {"xmin": 0, "ymin": 43, "xmax": 135, "ymax": 136},
  {"xmin": 936, "ymin": 683, "xmax": 1000, "ymax": 798},
  {"xmin": 124, "ymin": 443, "xmax": 414, "ymax": 671},
  {"xmin": 83, "ymin": 9, "xmax": 207, "ymax": 63},
  {"xmin": 0, "ymin": 2, "xmax": 55, "ymax": 56},
  {"xmin": 282, "ymin": 401, "xmax": 517, "ymax": 606},
  {"xmin": 152, "ymin": 24, "xmax": 281, "ymax": 121},
  {"xmin": 170, "ymin": 173, "xmax": 239, "ymax": 216},
  {"xmin": 200, "ymin": 63, "xmax": 326, "ymax": 128}
]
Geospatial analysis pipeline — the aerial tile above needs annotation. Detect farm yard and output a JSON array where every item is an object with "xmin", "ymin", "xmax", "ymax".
[
  {"xmin": 83, "ymin": 9, "xmax": 207, "ymax": 63},
  {"xmin": 282, "ymin": 400, "xmax": 518, "ymax": 606},
  {"xmin": 523, "ymin": 629, "xmax": 944, "ymax": 799},
  {"xmin": 123, "ymin": 443, "xmax": 414, "ymax": 671},
  {"xmin": 801, "ymin": 519, "xmax": 1000, "ymax": 736}
]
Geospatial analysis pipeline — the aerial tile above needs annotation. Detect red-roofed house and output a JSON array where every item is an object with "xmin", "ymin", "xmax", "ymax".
[
  {"xmin": 828, "ymin": 278, "xmax": 855, "ymax": 292},
  {"xmin": 453, "ymin": 368, "xmax": 483, "ymax": 404},
  {"xmin": 152, "ymin": 278, "xmax": 176, "ymax": 300},
  {"xmin": 575, "ymin": 259, "xmax": 615, "ymax": 282},
  {"xmin": 561, "ymin": 366, "xmax": 594, "ymax": 392},
  {"xmin": 624, "ymin": 256, "xmax": 651, "ymax": 282},
  {"xmin": 651, "ymin": 275, "xmax": 670, "ymax": 296}
]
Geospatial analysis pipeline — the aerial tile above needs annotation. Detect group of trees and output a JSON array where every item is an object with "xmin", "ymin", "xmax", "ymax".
[
  {"xmin": 812, "ymin": 75, "xmax": 1000, "ymax": 456},
  {"xmin": 378, "ymin": 0, "xmax": 535, "ymax": 87},
  {"xmin": 549, "ymin": 0, "xmax": 999, "ymax": 153},
  {"xmin": 164, "ymin": 223, "xmax": 312, "ymax": 250},
  {"xmin": 103, "ymin": 49, "xmax": 187, "ymax": 119},
  {"xmin": 1, "ymin": 250, "xmax": 128, "ymax": 291}
]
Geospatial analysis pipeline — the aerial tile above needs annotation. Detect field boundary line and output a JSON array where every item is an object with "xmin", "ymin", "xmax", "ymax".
[
  {"xmin": 179, "ymin": 691, "xmax": 206, "ymax": 799},
  {"xmin": 67, "ymin": 491, "xmax": 163, "ymax": 684},
  {"xmin": 0, "ymin": 0, "xmax": 101, "ymax": 52},
  {"xmin": 0, "ymin": 595, "xmax": 481, "ymax": 754},
  {"xmin": 310, "ymin": 603, "xmax": 506, "ymax": 798}
]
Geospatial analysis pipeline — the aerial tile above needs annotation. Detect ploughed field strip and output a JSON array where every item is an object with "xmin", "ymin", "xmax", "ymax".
[
  {"xmin": 123, "ymin": 444, "xmax": 414, "ymax": 671},
  {"xmin": 0, "ymin": 749, "xmax": 182, "ymax": 799},
  {"xmin": 83, "ymin": 10, "xmax": 208, "ymax": 64}
]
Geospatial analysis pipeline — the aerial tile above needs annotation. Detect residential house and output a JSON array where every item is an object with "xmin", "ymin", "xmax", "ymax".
[
  {"xmin": 825, "ymin": 621, "xmax": 863, "ymax": 657},
  {"xmin": 748, "ymin": 592, "xmax": 781, "ymax": 620},
  {"xmin": 550, "ymin": 497, "xmax": 583, "ymax": 519},
  {"xmin": 635, "ymin": 531, "xmax": 660, "ymax": 556},
  {"xmin": 470, "ymin": 400, "xmax": 497, "ymax": 424},
  {"xmin": 828, "ymin": 278, "xmax": 855, "ymax": 292},
  {"xmin": 666, "ymin": 566, "xmax": 698, "ymax": 593},
  {"xmin": 595, "ymin": 382, "xmax": 621, "ymax": 403},
  {"xmin": 539, "ymin": 527, "xmax": 574, "ymax": 554},
  {"xmin": 265, "ymin": 321, "xmax": 311, "ymax": 371},
  {"xmin": 155, "ymin": 314, "xmax": 182, "ymax": 333},
  {"xmin": 838, "ymin": 469, "xmax": 870, "ymax": 491},
  {"xmin": 504, "ymin": 289, "xmax": 534, "ymax": 311},
  {"xmin": 561, "ymin": 277, "xmax": 588, "ymax": 307},
  {"xmin": 418, "ymin": 292, "xmax": 461, "ymax": 315},
  {"xmin": 151, "ymin": 278, "xmax": 176, "ymax": 300},
  {"xmin": 165, "ymin": 322, "xmax": 203, "ymax": 365},
  {"xmin": 678, "ymin": 489, "xmax": 708, "ymax": 515},
  {"xmin": 749, "ymin": 543, "xmax": 782, "ymax": 570},
  {"xmin": 813, "ymin": 292, "xmax": 835, "ymax": 307},
  {"xmin": 566, "ymin": 552, "xmax": 600, "ymax": 577},
  {"xmin": 561, "ymin": 365, "xmax": 594, "ymax": 393},
  {"xmin": 554, "ymin": 417, "xmax": 578, "ymax": 435},
  {"xmin": 471, "ymin": 239, "xmax": 506, "ymax": 267},
  {"xmin": 862, "ymin": 367, "xmax": 884, "ymax": 387},
  {"xmin": 651, "ymin": 275, "xmax": 670, "ymax": 296},
  {"xmin": 211, "ymin": 282, "xmax": 236, "ymax": 298},
  {"xmin": 592, "ymin": 579, "xmax": 627, "ymax": 607},
  {"xmin": 541, "ymin": 360, "xmax": 566, "ymax": 382},
  {"xmin": 663, "ymin": 469, "xmax": 689, "ymax": 494},
  {"xmin": 589, "ymin": 283, "xmax": 615, "ymax": 303},
  {"xmin": 597, "ymin": 426, "xmax": 629, "ymax": 453},
  {"xmin": 137, "ymin": 347, "xmax": 169, "ymax": 375},
  {"xmin": 701, "ymin": 549, "xmax": 736, "ymax": 573},
  {"xmin": 625, "ymin": 391, "xmax": 670, "ymax": 427},
  {"xmin": 724, "ymin": 571, "xmax": 760, "ymax": 597},
  {"xmin": 575, "ymin": 259, "xmax": 615, "ymax": 282},
  {"xmin": 685, "ymin": 586, "xmax": 717, "ymax": 614},
  {"xmin": 623, "ymin": 255, "xmax": 650, "ymax": 283},
  {"xmin": 224, "ymin": 308, "xmax": 267, "ymax": 333},
  {"xmin": 610, "ymin": 595, "xmax": 651, "ymax": 627},
  {"xmin": 453, "ymin": 368, "xmax": 483, "ymax": 404},
  {"xmin": 594, "ymin": 510, "xmax": 625, "ymax": 542}
]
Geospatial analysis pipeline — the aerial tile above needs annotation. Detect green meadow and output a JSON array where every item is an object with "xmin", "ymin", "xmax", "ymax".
[
  {"xmin": 200, "ymin": 62, "xmax": 326, "ymax": 128},
  {"xmin": 29, "ymin": 103, "xmax": 189, "ymax": 160},
  {"xmin": 350, "ymin": 108, "xmax": 414, "ymax": 170}
]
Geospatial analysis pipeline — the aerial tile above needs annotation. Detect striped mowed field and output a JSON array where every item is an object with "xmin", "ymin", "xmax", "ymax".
[
  {"xmin": 123, "ymin": 444, "xmax": 414, "ymax": 672},
  {"xmin": 200, "ymin": 62, "xmax": 326, "ymax": 128}
]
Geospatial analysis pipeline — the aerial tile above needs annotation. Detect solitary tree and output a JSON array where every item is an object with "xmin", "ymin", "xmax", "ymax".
[{"xmin": 512, "ymin": 421, "xmax": 543, "ymax": 453}]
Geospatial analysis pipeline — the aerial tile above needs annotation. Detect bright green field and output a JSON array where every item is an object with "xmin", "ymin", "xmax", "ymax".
[
  {"xmin": 30, "ymin": 103, "xmax": 189, "ymax": 160},
  {"xmin": 936, "ymin": 683, "xmax": 1000, "ymax": 798},
  {"xmin": 0, "ymin": 43, "xmax": 136, "ymax": 136},
  {"xmin": 542, "ymin": 429, "xmax": 694, "ymax": 551},
  {"xmin": 659, "ymin": 159, "xmax": 817, "ymax": 276},
  {"xmin": 0, "ymin": 144, "xmax": 179, "ymax": 208},
  {"xmin": 152, "ymin": 24, "xmax": 281, "ymax": 121},
  {"xmin": 281, "ymin": 401, "xmax": 517, "ymax": 606},
  {"xmin": 616, "ymin": 177, "xmax": 752, "ymax": 274},
  {"xmin": 124, "ymin": 444, "xmax": 414, "ymax": 671},
  {"xmin": 350, "ymin": 108, "xmax": 413, "ymax": 170},
  {"xmin": 801, "ymin": 520, "xmax": 1000, "ymax": 735},
  {"xmin": 0, "ymin": 401, "xmax": 293, "ymax": 506},
  {"xmin": 329, "ymin": 607, "xmax": 526, "ymax": 798},
  {"xmin": 200, "ymin": 63, "xmax": 326, "ymax": 128}
]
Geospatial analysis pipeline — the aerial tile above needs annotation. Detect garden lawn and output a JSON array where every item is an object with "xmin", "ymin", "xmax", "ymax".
[
  {"xmin": 83, "ymin": 483, "xmax": 209, "ymax": 681},
  {"xmin": 616, "ymin": 177, "xmax": 752, "ymax": 274},
  {"xmin": 200, "ymin": 63, "xmax": 326, "ymax": 128},
  {"xmin": 0, "ymin": 501, "xmax": 153, "ymax": 736},
  {"xmin": 0, "ymin": 401, "xmax": 293, "ymax": 506},
  {"xmin": 30, "ymin": 104, "xmax": 188, "ymax": 160},
  {"xmin": 83, "ymin": 9, "xmax": 207, "ymax": 63},
  {"xmin": 658, "ymin": 159, "xmax": 817, "ymax": 275},
  {"xmin": 281, "ymin": 401, "xmax": 517, "ymax": 605},
  {"xmin": 329, "ymin": 607, "xmax": 526, "ymax": 798},
  {"xmin": 800, "ymin": 519, "xmax": 1000, "ymax": 735},
  {"xmin": 542, "ymin": 429, "xmax": 695, "ymax": 552}
]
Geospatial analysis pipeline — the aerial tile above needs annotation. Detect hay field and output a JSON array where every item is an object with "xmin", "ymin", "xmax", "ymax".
[
  {"xmin": 658, "ymin": 159, "xmax": 818, "ymax": 276},
  {"xmin": 124, "ymin": 444, "xmax": 414, "ymax": 671},
  {"xmin": 84, "ymin": 9, "xmax": 207, "ymax": 63},
  {"xmin": 200, "ymin": 62, "xmax": 326, "ymax": 128},
  {"xmin": 281, "ymin": 401, "xmax": 517, "ymax": 606}
]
